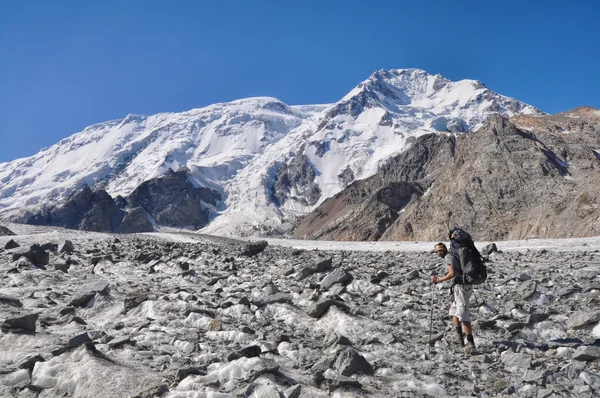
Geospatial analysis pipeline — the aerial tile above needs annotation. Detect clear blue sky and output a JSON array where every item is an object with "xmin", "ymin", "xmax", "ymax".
[{"xmin": 1, "ymin": 0, "xmax": 598, "ymax": 162}]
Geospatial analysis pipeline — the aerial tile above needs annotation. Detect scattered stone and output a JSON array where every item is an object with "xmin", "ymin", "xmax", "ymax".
[
  {"xmin": 54, "ymin": 262, "xmax": 70, "ymax": 273},
  {"xmin": 251, "ymin": 292, "xmax": 291, "ymax": 308},
  {"xmin": 526, "ymin": 313, "xmax": 549, "ymax": 325},
  {"xmin": 284, "ymin": 384, "xmax": 301, "ymax": 398},
  {"xmin": 19, "ymin": 355, "xmax": 45, "ymax": 370},
  {"xmin": 320, "ymin": 267, "xmax": 352, "ymax": 289},
  {"xmin": 481, "ymin": 243, "xmax": 498, "ymax": 255},
  {"xmin": 297, "ymin": 257, "xmax": 333, "ymax": 280},
  {"xmin": 522, "ymin": 369, "xmax": 546, "ymax": 383},
  {"xmin": 322, "ymin": 369, "xmax": 362, "ymax": 391},
  {"xmin": 0, "ymin": 294, "xmax": 23, "ymax": 308},
  {"xmin": 0, "ymin": 225, "xmax": 16, "ymax": 236},
  {"xmin": 1, "ymin": 313, "xmax": 38, "ymax": 333},
  {"xmin": 406, "ymin": 269, "xmax": 420, "ymax": 280},
  {"xmin": 567, "ymin": 310, "xmax": 600, "ymax": 329},
  {"xmin": 11, "ymin": 245, "xmax": 50, "ymax": 266},
  {"xmin": 227, "ymin": 345, "xmax": 261, "ymax": 361},
  {"xmin": 518, "ymin": 280, "xmax": 537, "ymax": 300},
  {"xmin": 572, "ymin": 345, "xmax": 600, "ymax": 362},
  {"xmin": 70, "ymin": 280, "xmax": 110, "ymax": 307},
  {"xmin": 59, "ymin": 240, "xmax": 75, "ymax": 253},
  {"xmin": 130, "ymin": 384, "xmax": 169, "ymax": 398},
  {"xmin": 4, "ymin": 239, "xmax": 19, "ymax": 249},
  {"xmin": 307, "ymin": 298, "xmax": 349, "ymax": 318},
  {"xmin": 333, "ymin": 347, "xmax": 374, "ymax": 376},
  {"xmin": 241, "ymin": 241, "xmax": 268, "ymax": 256},
  {"xmin": 123, "ymin": 291, "xmax": 149, "ymax": 313},
  {"xmin": 176, "ymin": 367, "xmax": 207, "ymax": 381}
]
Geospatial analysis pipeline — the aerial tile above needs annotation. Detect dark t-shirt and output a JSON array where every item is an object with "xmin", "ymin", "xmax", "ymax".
[{"xmin": 444, "ymin": 253, "xmax": 463, "ymax": 284}]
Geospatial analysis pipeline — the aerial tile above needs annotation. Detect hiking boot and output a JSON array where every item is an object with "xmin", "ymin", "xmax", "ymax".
[
  {"xmin": 454, "ymin": 333, "xmax": 465, "ymax": 346},
  {"xmin": 464, "ymin": 344, "xmax": 475, "ymax": 355}
]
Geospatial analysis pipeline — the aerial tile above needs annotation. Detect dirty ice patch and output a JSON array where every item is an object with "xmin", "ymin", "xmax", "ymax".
[
  {"xmin": 175, "ymin": 357, "xmax": 266, "ymax": 393},
  {"xmin": 315, "ymin": 306, "xmax": 382, "ymax": 343},
  {"xmin": 31, "ymin": 346, "xmax": 162, "ymax": 397}
]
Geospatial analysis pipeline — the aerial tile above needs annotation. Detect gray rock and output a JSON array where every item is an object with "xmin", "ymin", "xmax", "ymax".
[
  {"xmin": 242, "ymin": 241, "xmax": 268, "ymax": 256},
  {"xmin": 59, "ymin": 240, "xmax": 75, "ymax": 253},
  {"xmin": 322, "ymin": 369, "xmax": 362, "ymax": 391},
  {"xmin": 501, "ymin": 351, "xmax": 532, "ymax": 372},
  {"xmin": 518, "ymin": 280, "xmax": 537, "ymax": 300},
  {"xmin": 579, "ymin": 371, "xmax": 600, "ymax": 390},
  {"xmin": 227, "ymin": 345, "xmax": 261, "ymax": 361},
  {"xmin": 54, "ymin": 262, "xmax": 70, "ymax": 273},
  {"xmin": 567, "ymin": 310, "xmax": 600, "ymax": 329},
  {"xmin": 0, "ymin": 294, "xmax": 23, "ymax": 308},
  {"xmin": 70, "ymin": 280, "xmax": 110, "ymax": 307},
  {"xmin": 283, "ymin": 384, "xmax": 301, "ymax": 398},
  {"xmin": 527, "ymin": 313, "xmax": 549, "ymax": 325},
  {"xmin": 522, "ymin": 369, "xmax": 546, "ymax": 383},
  {"xmin": 4, "ymin": 239, "xmax": 19, "ymax": 249},
  {"xmin": 251, "ymin": 293, "xmax": 291, "ymax": 308},
  {"xmin": 307, "ymin": 299, "xmax": 349, "ymax": 318},
  {"xmin": 245, "ymin": 384, "xmax": 283, "ymax": 398},
  {"xmin": 320, "ymin": 267, "xmax": 352, "ymax": 289},
  {"xmin": 176, "ymin": 367, "xmax": 207, "ymax": 381},
  {"xmin": 297, "ymin": 257, "xmax": 333, "ymax": 280},
  {"xmin": 572, "ymin": 345, "xmax": 600, "ymax": 362},
  {"xmin": 123, "ymin": 291, "xmax": 148, "ymax": 313},
  {"xmin": 0, "ymin": 225, "xmax": 16, "ymax": 236},
  {"xmin": 1, "ymin": 313, "xmax": 38, "ymax": 333},
  {"xmin": 333, "ymin": 347, "xmax": 374, "ymax": 376},
  {"xmin": 12, "ymin": 244, "xmax": 50, "ymax": 266},
  {"xmin": 406, "ymin": 269, "xmax": 419, "ymax": 280},
  {"xmin": 482, "ymin": 243, "xmax": 498, "ymax": 255}
]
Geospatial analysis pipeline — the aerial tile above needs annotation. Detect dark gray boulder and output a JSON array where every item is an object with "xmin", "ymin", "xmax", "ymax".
[
  {"xmin": 572, "ymin": 346, "xmax": 600, "ymax": 362},
  {"xmin": 320, "ymin": 268, "xmax": 353, "ymax": 289},
  {"xmin": 0, "ymin": 225, "xmax": 16, "ymax": 236},
  {"xmin": 4, "ymin": 239, "xmax": 19, "ymax": 249},
  {"xmin": 241, "ymin": 241, "xmax": 268, "ymax": 256},
  {"xmin": 0, "ymin": 294, "xmax": 23, "ymax": 308},
  {"xmin": 482, "ymin": 243, "xmax": 499, "ymax": 255},
  {"xmin": 297, "ymin": 257, "xmax": 333, "ymax": 280},
  {"xmin": 567, "ymin": 310, "xmax": 600, "ymax": 329},
  {"xmin": 59, "ymin": 240, "xmax": 75, "ymax": 253},
  {"xmin": 307, "ymin": 298, "xmax": 349, "ymax": 318},
  {"xmin": 70, "ymin": 280, "xmax": 110, "ymax": 307},
  {"xmin": 333, "ymin": 347, "xmax": 374, "ymax": 376},
  {"xmin": 12, "ymin": 244, "xmax": 50, "ymax": 265},
  {"xmin": 123, "ymin": 291, "xmax": 149, "ymax": 313},
  {"xmin": 1, "ymin": 313, "xmax": 38, "ymax": 333}
]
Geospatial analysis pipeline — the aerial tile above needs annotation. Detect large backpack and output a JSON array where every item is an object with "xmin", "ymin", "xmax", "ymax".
[{"xmin": 449, "ymin": 228, "xmax": 487, "ymax": 285}]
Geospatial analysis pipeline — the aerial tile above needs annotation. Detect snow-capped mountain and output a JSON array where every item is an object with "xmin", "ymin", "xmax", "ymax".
[{"xmin": 0, "ymin": 69, "xmax": 543, "ymax": 236}]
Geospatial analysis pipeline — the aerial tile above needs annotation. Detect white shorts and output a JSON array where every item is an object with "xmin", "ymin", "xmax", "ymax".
[{"xmin": 449, "ymin": 284, "xmax": 473, "ymax": 322}]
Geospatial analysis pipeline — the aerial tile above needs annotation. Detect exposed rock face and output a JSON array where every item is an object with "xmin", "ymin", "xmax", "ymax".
[
  {"xmin": 22, "ymin": 170, "xmax": 220, "ymax": 233},
  {"xmin": 127, "ymin": 169, "xmax": 220, "ymax": 229},
  {"xmin": 25, "ymin": 186, "xmax": 125, "ymax": 232},
  {"xmin": 296, "ymin": 110, "xmax": 600, "ymax": 241},
  {"xmin": 270, "ymin": 153, "xmax": 321, "ymax": 207}
]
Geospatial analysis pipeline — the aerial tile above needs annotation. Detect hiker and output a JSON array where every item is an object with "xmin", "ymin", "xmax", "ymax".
[{"xmin": 431, "ymin": 242, "xmax": 476, "ymax": 351}]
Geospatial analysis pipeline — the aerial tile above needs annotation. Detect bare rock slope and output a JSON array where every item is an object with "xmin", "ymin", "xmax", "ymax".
[{"xmin": 296, "ymin": 109, "xmax": 600, "ymax": 241}]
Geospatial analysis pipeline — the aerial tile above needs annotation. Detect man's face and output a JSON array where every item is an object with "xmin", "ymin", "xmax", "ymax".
[{"xmin": 436, "ymin": 248, "xmax": 446, "ymax": 257}]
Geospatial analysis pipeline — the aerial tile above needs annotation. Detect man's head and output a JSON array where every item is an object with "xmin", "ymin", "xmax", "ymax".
[{"xmin": 434, "ymin": 242, "xmax": 447, "ymax": 257}]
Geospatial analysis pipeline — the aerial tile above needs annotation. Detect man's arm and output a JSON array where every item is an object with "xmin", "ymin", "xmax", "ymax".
[{"xmin": 431, "ymin": 264, "xmax": 455, "ymax": 283}]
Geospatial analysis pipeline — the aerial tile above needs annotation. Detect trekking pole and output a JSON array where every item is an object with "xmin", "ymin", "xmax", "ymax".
[{"xmin": 428, "ymin": 277, "xmax": 436, "ymax": 352}]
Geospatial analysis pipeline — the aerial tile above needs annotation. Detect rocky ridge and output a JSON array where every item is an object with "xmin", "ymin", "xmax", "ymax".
[
  {"xmin": 0, "ymin": 224, "xmax": 599, "ymax": 397},
  {"xmin": 295, "ymin": 110, "xmax": 600, "ymax": 241}
]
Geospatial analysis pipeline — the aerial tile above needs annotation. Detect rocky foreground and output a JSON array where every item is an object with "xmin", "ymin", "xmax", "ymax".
[{"xmin": 0, "ymin": 224, "xmax": 599, "ymax": 397}]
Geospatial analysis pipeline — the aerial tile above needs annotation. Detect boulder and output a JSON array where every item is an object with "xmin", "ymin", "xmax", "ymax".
[
  {"xmin": 241, "ymin": 241, "xmax": 268, "ymax": 257},
  {"xmin": 1, "ymin": 313, "xmax": 38, "ymax": 333},
  {"xmin": 4, "ymin": 239, "xmax": 19, "ymax": 249}
]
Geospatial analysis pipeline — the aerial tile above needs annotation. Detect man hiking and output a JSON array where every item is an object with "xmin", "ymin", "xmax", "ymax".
[{"xmin": 431, "ymin": 242, "xmax": 476, "ymax": 352}]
